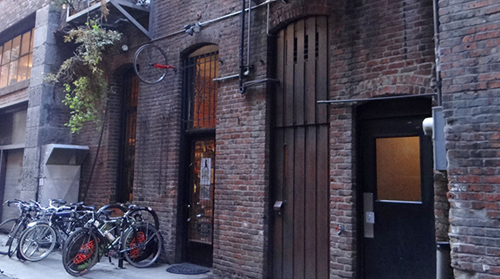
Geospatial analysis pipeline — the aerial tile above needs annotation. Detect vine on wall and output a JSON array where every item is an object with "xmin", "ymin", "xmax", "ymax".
[{"xmin": 48, "ymin": 1, "xmax": 121, "ymax": 132}]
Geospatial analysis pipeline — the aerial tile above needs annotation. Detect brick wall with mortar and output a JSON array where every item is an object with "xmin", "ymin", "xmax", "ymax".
[
  {"xmin": 39, "ymin": 0, "xmax": 455, "ymax": 279},
  {"xmin": 326, "ymin": 0, "xmax": 437, "ymax": 277},
  {"xmin": 438, "ymin": 0, "xmax": 500, "ymax": 278}
]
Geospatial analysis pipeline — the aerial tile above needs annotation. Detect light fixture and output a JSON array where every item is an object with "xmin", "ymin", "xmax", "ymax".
[
  {"xmin": 184, "ymin": 22, "xmax": 202, "ymax": 36},
  {"xmin": 121, "ymin": 44, "xmax": 129, "ymax": 52}
]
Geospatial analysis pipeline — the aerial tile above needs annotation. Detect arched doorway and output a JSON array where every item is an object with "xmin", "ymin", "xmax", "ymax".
[{"xmin": 180, "ymin": 44, "xmax": 219, "ymax": 266}]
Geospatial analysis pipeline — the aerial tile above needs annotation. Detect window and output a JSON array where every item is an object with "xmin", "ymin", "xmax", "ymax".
[
  {"xmin": 376, "ymin": 136, "xmax": 421, "ymax": 202},
  {"xmin": 0, "ymin": 28, "xmax": 34, "ymax": 88},
  {"xmin": 117, "ymin": 72, "xmax": 138, "ymax": 202},
  {"xmin": 183, "ymin": 45, "xmax": 219, "ymax": 130}
]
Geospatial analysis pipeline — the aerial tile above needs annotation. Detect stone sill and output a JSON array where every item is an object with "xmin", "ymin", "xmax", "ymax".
[{"xmin": 0, "ymin": 79, "xmax": 30, "ymax": 97}]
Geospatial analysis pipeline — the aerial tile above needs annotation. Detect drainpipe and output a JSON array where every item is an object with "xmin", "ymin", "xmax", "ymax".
[
  {"xmin": 433, "ymin": 1, "xmax": 451, "ymax": 279},
  {"xmin": 433, "ymin": 0, "xmax": 442, "ymax": 106},
  {"xmin": 239, "ymin": 0, "xmax": 246, "ymax": 93}
]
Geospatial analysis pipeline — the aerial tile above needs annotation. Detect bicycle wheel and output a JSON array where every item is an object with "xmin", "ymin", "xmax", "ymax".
[
  {"xmin": 133, "ymin": 44, "xmax": 169, "ymax": 84},
  {"xmin": 8, "ymin": 222, "xmax": 26, "ymax": 257},
  {"xmin": 0, "ymin": 218, "xmax": 17, "ymax": 255},
  {"xmin": 122, "ymin": 222, "xmax": 162, "ymax": 268},
  {"xmin": 62, "ymin": 228, "xmax": 99, "ymax": 276},
  {"xmin": 127, "ymin": 208, "xmax": 160, "ymax": 229},
  {"xmin": 18, "ymin": 223, "xmax": 57, "ymax": 261}
]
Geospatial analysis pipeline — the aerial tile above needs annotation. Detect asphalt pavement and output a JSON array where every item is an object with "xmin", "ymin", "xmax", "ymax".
[{"xmin": 0, "ymin": 250, "xmax": 213, "ymax": 279}]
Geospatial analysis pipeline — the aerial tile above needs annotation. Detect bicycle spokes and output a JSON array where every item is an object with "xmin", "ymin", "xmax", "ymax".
[
  {"xmin": 129, "ymin": 231, "xmax": 146, "ymax": 259},
  {"xmin": 73, "ymin": 239, "xmax": 95, "ymax": 264}
]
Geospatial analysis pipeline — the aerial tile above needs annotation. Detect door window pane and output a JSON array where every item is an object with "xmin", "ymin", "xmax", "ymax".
[
  {"xmin": 188, "ymin": 139, "xmax": 215, "ymax": 244},
  {"xmin": 376, "ymin": 136, "xmax": 421, "ymax": 202}
]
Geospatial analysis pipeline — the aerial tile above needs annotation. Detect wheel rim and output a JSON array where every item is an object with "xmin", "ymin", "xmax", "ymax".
[{"xmin": 134, "ymin": 44, "xmax": 168, "ymax": 84}]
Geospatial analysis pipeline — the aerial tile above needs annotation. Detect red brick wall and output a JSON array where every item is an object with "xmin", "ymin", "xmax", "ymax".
[
  {"xmin": 0, "ymin": 0, "xmax": 50, "ymax": 33},
  {"xmin": 439, "ymin": 0, "xmax": 500, "ymax": 277},
  {"xmin": 72, "ymin": 0, "xmax": 443, "ymax": 278},
  {"xmin": 328, "ymin": 0, "xmax": 436, "ymax": 277}
]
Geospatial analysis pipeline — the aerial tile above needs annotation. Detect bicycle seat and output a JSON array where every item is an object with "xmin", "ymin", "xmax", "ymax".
[{"xmin": 50, "ymin": 198, "xmax": 67, "ymax": 206}]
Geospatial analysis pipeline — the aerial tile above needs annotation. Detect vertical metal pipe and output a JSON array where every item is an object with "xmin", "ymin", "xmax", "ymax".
[
  {"xmin": 239, "ymin": 0, "xmax": 246, "ymax": 93},
  {"xmin": 247, "ymin": 0, "xmax": 252, "ymax": 68},
  {"xmin": 433, "ymin": 0, "xmax": 442, "ymax": 106}
]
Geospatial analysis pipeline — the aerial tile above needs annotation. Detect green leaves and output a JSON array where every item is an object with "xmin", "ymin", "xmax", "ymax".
[{"xmin": 47, "ymin": 20, "xmax": 122, "ymax": 133}]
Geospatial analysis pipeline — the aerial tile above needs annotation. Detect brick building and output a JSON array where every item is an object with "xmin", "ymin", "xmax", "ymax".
[{"xmin": 1, "ymin": 0, "xmax": 500, "ymax": 278}]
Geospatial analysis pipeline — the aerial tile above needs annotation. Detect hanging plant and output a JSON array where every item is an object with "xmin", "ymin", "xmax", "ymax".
[{"xmin": 47, "ymin": 19, "xmax": 122, "ymax": 133}]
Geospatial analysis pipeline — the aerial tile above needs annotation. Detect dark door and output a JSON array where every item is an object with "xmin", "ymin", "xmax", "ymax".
[
  {"xmin": 186, "ymin": 138, "xmax": 215, "ymax": 266},
  {"xmin": 181, "ymin": 45, "xmax": 219, "ymax": 267},
  {"xmin": 357, "ymin": 98, "xmax": 435, "ymax": 279},
  {"xmin": 271, "ymin": 16, "xmax": 329, "ymax": 279}
]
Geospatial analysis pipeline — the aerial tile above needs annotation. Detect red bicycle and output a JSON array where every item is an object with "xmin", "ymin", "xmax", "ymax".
[{"xmin": 133, "ymin": 44, "xmax": 175, "ymax": 84}]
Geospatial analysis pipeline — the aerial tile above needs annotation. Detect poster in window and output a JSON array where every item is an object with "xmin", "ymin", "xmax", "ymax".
[{"xmin": 200, "ymin": 158, "xmax": 211, "ymax": 200}]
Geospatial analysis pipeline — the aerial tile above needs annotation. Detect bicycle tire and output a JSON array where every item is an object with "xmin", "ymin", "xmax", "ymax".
[
  {"xmin": 122, "ymin": 222, "xmax": 162, "ymax": 268},
  {"xmin": 0, "ymin": 218, "xmax": 18, "ymax": 255},
  {"xmin": 18, "ymin": 222, "xmax": 57, "ymax": 261},
  {"xmin": 133, "ymin": 44, "xmax": 168, "ymax": 84},
  {"xmin": 8, "ymin": 222, "xmax": 26, "ymax": 257},
  {"xmin": 127, "ymin": 208, "xmax": 160, "ymax": 229},
  {"xmin": 62, "ymin": 228, "xmax": 99, "ymax": 276}
]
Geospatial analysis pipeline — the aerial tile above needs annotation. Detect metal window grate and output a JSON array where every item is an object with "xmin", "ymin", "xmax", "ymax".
[{"xmin": 184, "ymin": 50, "xmax": 219, "ymax": 130}]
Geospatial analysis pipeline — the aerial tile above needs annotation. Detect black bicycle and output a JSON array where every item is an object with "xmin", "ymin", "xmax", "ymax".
[
  {"xmin": 16, "ymin": 200, "xmax": 94, "ymax": 262},
  {"xmin": 62, "ymin": 204, "xmax": 162, "ymax": 276},
  {"xmin": 0, "ymin": 199, "xmax": 43, "ymax": 257}
]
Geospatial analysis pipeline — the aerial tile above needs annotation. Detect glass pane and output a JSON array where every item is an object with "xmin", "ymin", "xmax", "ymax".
[
  {"xmin": 21, "ymin": 31, "xmax": 31, "ymax": 56},
  {"xmin": 27, "ymin": 54, "xmax": 32, "ymax": 78},
  {"xmin": 0, "ymin": 65, "xmax": 8, "ymax": 87},
  {"xmin": 376, "ymin": 136, "xmax": 421, "ymax": 202},
  {"xmin": 188, "ymin": 139, "xmax": 215, "ymax": 244},
  {"xmin": 8, "ymin": 61, "xmax": 18, "ymax": 85},
  {"xmin": 18, "ymin": 55, "xmax": 29, "ymax": 81},
  {"xmin": 11, "ymin": 35, "xmax": 21, "ymax": 61},
  {"xmin": 2, "ymin": 40, "xmax": 11, "ymax": 65}
]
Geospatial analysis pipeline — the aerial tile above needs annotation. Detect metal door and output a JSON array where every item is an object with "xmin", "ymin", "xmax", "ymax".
[
  {"xmin": 272, "ymin": 16, "xmax": 329, "ymax": 279},
  {"xmin": 357, "ymin": 98, "xmax": 435, "ymax": 279},
  {"xmin": 1, "ymin": 149, "xmax": 23, "ymax": 221}
]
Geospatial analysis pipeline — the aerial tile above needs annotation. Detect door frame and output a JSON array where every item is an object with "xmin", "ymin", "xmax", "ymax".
[{"xmin": 355, "ymin": 96, "xmax": 435, "ymax": 278}]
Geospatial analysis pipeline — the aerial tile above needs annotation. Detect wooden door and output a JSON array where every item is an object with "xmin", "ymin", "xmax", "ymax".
[{"xmin": 272, "ymin": 16, "xmax": 329, "ymax": 279}]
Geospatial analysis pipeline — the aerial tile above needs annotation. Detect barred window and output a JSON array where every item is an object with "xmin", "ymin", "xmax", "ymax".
[
  {"xmin": 183, "ymin": 45, "xmax": 219, "ymax": 130},
  {"xmin": 0, "ymin": 28, "xmax": 34, "ymax": 88}
]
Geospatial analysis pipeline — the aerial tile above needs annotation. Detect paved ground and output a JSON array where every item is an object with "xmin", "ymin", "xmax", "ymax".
[{"xmin": 0, "ymin": 251, "xmax": 213, "ymax": 279}]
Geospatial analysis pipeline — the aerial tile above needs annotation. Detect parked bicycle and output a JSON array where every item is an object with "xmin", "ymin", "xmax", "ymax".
[
  {"xmin": 0, "ymin": 199, "xmax": 43, "ymax": 257},
  {"xmin": 62, "ymin": 204, "xmax": 162, "ymax": 276},
  {"xmin": 16, "ymin": 200, "xmax": 94, "ymax": 262}
]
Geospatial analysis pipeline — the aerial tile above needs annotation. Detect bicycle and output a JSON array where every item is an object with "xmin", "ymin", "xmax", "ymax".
[
  {"xmin": 16, "ymin": 200, "xmax": 94, "ymax": 262},
  {"xmin": 62, "ymin": 204, "xmax": 162, "ymax": 276},
  {"xmin": 0, "ymin": 199, "xmax": 43, "ymax": 257},
  {"xmin": 133, "ymin": 44, "xmax": 175, "ymax": 84}
]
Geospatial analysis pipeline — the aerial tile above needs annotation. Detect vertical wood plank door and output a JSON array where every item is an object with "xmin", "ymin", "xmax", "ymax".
[{"xmin": 272, "ymin": 16, "xmax": 329, "ymax": 279}]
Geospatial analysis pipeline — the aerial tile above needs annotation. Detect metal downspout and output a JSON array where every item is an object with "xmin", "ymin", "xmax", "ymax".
[
  {"xmin": 433, "ymin": 0, "xmax": 442, "ymax": 106},
  {"xmin": 239, "ymin": 0, "xmax": 246, "ymax": 93},
  {"xmin": 433, "ymin": 1, "xmax": 451, "ymax": 279}
]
